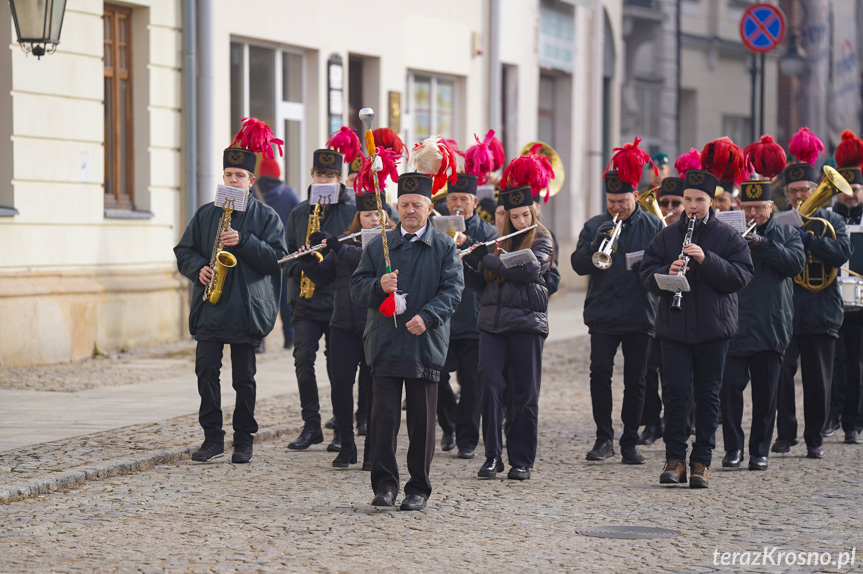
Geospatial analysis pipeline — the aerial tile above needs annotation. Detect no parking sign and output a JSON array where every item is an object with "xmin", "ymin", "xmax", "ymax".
[{"xmin": 740, "ymin": 3, "xmax": 786, "ymax": 53}]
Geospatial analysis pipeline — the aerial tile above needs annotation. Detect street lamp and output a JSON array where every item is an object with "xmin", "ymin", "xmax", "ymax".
[
  {"xmin": 780, "ymin": 31, "xmax": 807, "ymax": 77},
  {"xmin": 8, "ymin": 0, "xmax": 68, "ymax": 59}
]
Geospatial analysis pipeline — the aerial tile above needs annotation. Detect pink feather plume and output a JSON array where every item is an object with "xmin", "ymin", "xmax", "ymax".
[
  {"xmin": 441, "ymin": 138, "xmax": 465, "ymax": 158},
  {"xmin": 603, "ymin": 137, "xmax": 657, "ymax": 189},
  {"xmin": 501, "ymin": 143, "xmax": 554, "ymax": 203},
  {"xmin": 675, "ymin": 148, "xmax": 702, "ymax": 177},
  {"xmin": 353, "ymin": 147, "xmax": 400, "ymax": 195},
  {"xmin": 326, "ymin": 126, "xmax": 361, "ymax": 164},
  {"xmin": 410, "ymin": 136, "xmax": 458, "ymax": 195},
  {"xmin": 230, "ymin": 117, "xmax": 283, "ymax": 158},
  {"xmin": 701, "ymin": 137, "xmax": 744, "ymax": 182},
  {"xmin": 744, "ymin": 135, "xmax": 787, "ymax": 180},
  {"xmin": 465, "ymin": 130, "xmax": 498, "ymax": 184},
  {"xmin": 789, "ymin": 127, "xmax": 825, "ymax": 166},
  {"xmin": 489, "ymin": 135, "xmax": 505, "ymax": 170}
]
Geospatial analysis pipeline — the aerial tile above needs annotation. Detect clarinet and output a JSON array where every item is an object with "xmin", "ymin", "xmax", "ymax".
[{"xmin": 670, "ymin": 215, "xmax": 697, "ymax": 311}]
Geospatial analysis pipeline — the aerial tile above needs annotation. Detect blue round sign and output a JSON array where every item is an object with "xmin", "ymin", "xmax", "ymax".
[{"xmin": 740, "ymin": 4, "xmax": 786, "ymax": 53}]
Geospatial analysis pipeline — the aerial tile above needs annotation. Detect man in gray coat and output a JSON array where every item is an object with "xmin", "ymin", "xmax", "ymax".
[{"xmin": 350, "ymin": 172, "xmax": 463, "ymax": 511}]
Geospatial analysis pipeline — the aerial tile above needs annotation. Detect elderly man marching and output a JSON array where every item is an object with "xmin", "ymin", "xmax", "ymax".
[
  {"xmin": 719, "ymin": 136, "xmax": 805, "ymax": 472},
  {"xmin": 572, "ymin": 139, "xmax": 663, "ymax": 465}
]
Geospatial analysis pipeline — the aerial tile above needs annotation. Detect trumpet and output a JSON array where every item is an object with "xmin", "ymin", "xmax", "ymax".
[
  {"xmin": 278, "ymin": 230, "xmax": 364, "ymax": 264},
  {"xmin": 742, "ymin": 219, "xmax": 758, "ymax": 237},
  {"xmin": 592, "ymin": 213, "xmax": 623, "ymax": 270},
  {"xmin": 671, "ymin": 215, "xmax": 697, "ymax": 311}
]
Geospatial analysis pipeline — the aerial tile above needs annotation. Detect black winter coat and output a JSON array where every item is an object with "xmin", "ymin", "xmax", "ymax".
[
  {"xmin": 283, "ymin": 184, "xmax": 356, "ymax": 321},
  {"xmin": 463, "ymin": 231, "xmax": 554, "ymax": 337},
  {"xmin": 790, "ymin": 206, "xmax": 853, "ymax": 337},
  {"xmin": 174, "ymin": 194, "xmax": 287, "ymax": 343},
  {"xmin": 451, "ymin": 215, "xmax": 498, "ymax": 339},
  {"xmin": 572, "ymin": 205, "xmax": 663, "ymax": 335},
  {"xmin": 299, "ymin": 242, "xmax": 366, "ymax": 333},
  {"xmin": 640, "ymin": 209, "xmax": 754, "ymax": 344},
  {"xmin": 728, "ymin": 215, "xmax": 805, "ymax": 356},
  {"xmin": 350, "ymin": 226, "xmax": 464, "ymax": 382}
]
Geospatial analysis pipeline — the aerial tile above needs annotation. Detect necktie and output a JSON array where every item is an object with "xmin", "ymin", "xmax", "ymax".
[{"xmin": 404, "ymin": 233, "xmax": 416, "ymax": 242}]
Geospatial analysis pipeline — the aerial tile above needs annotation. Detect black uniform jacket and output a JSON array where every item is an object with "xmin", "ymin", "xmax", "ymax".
[
  {"xmin": 450, "ymin": 215, "xmax": 498, "ymax": 339},
  {"xmin": 174, "ymin": 194, "xmax": 287, "ymax": 343},
  {"xmin": 571, "ymin": 205, "xmax": 663, "ymax": 335},
  {"xmin": 350, "ymin": 226, "xmax": 464, "ymax": 382},
  {"xmin": 640, "ymin": 209, "xmax": 754, "ymax": 344},
  {"xmin": 728, "ymin": 215, "xmax": 805, "ymax": 356},
  {"xmin": 463, "ymin": 231, "xmax": 554, "ymax": 337},
  {"xmin": 299, "ymin": 241, "xmax": 366, "ymax": 333},
  {"xmin": 283, "ymin": 184, "xmax": 356, "ymax": 321}
]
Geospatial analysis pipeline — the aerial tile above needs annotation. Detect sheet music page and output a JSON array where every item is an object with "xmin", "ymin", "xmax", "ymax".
[
  {"xmin": 654, "ymin": 273, "xmax": 691, "ymax": 293},
  {"xmin": 715, "ymin": 210, "xmax": 746, "ymax": 233},
  {"xmin": 215, "ymin": 185, "xmax": 248, "ymax": 212},
  {"xmin": 310, "ymin": 183, "xmax": 340, "ymax": 206}
]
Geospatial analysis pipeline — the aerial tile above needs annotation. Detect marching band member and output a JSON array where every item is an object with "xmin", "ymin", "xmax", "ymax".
[
  {"xmin": 720, "ymin": 136, "xmax": 805, "ymax": 471},
  {"xmin": 774, "ymin": 128, "xmax": 853, "ymax": 459},
  {"xmin": 283, "ymin": 148, "xmax": 356, "ymax": 452},
  {"xmin": 572, "ymin": 140, "xmax": 663, "ymax": 464},
  {"xmin": 174, "ymin": 119, "xmax": 287, "ymax": 464},
  {"xmin": 436, "ymin": 173, "xmax": 498, "ymax": 459},
  {"xmin": 641, "ymin": 137, "xmax": 753, "ymax": 488},
  {"xmin": 350, "ymin": 172, "xmax": 463, "ymax": 511},
  {"xmin": 465, "ymin": 150, "xmax": 555, "ymax": 481}
]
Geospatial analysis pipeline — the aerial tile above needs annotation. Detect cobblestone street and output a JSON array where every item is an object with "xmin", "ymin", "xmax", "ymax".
[{"xmin": 1, "ymin": 327, "xmax": 861, "ymax": 573}]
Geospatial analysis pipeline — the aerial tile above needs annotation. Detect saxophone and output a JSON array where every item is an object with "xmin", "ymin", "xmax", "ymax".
[
  {"xmin": 203, "ymin": 207, "xmax": 238, "ymax": 304},
  {"xmin": 299, "ymin": 204, "xmax": 325, "ymax": 299}
]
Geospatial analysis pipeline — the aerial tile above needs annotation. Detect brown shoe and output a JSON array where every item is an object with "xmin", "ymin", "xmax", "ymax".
[
  {"xmin": 659, "ymin": 459, "xmax": 687, "ymax": 484},
  {"xmin": 689, "ymin": 462, "xmax": 709, "ymax": 488}
]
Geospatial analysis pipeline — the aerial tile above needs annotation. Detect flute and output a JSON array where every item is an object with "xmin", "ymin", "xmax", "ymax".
[
  {"xmin": 458, "ymin": 224, "xmax": 538, "ymax": 257},
  {"xmin": 278, "ymin": 230, "xmax": 364, "ymax": 264}
]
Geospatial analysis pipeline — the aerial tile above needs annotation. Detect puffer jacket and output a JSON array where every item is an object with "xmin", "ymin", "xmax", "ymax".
[
  {"xmin": 463, "ymin": 231, "xmax": 554, "ymax": 337},
  {"xmin": 450, "ymin": 215, "xmax": 498, "ymax": 339},
  {"xmin": 299, "ymin": 241, "xmax": 366, "ymax": 333}
]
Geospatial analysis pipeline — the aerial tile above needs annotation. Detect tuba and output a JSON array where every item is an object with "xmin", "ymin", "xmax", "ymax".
[
  {"xmin": 638, "ymin": 185, "xmax": 666, "ymax": 227},
  {"xmin": 794, "ymin": 166, "xmax": 853, "ymax": 293},
  {"xmin": 203, "ymin": 207, "xmax": 238, "ymax": 305},
  {"xmin": 518, "ymin": 141, "xmax": 565, "ymax": 198},
  {"xmin": 299, "ymin": 203, "xmax": 325, "ymax": 299}
]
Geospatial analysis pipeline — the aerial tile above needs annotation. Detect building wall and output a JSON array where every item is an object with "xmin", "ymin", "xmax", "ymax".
[{"xmin": 0, "ymin": 0, "xmax": 185, "ymax": 367}]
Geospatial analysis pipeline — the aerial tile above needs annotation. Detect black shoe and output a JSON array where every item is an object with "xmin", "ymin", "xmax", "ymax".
[
  {"xmin": 371, "ymin": 491, "xmax": 395, "ymax": 507},
  {"xmin": 361, "ymin": 460, "xmax": 371, "ymax": 471},
  {"xmin": 620, "ymin": 445, "xmax": 645, "ymax": 465},
  {"xmin": 400, "ymin": 494, "xmax": 427, "ymax": 511},
  {"xmin": 586, "ymin": 438, "xmax": 615, "ymax": 461},
  {"xmin": 327, "ymin": 434, "xmax": 342, "ymax": 452},
  {"xmin": 356, "ymin": 420, "xmax": 368, "ymax": 437},
  {"xmin": 456, "ymin": 447, "xmax": 475, "ymax": 459},
  {"xmin": 283, "ymin": 337, "xmax": 294, "ymax": 350},
  {"xmin": 191, "ymin": 441, "xmax": 224, "ymax": 462},
  {"xmin": 822, "ymin": 419, "xmax": 840, "ymax": 438},
  {"xmin": 637, "ymin": 424, "xmax": 661, "ymax": 446},
  {"xmin": 324, "ymin": 417, "xmax": 336, "ymax": 430},
  {"xmin": 770, "ymin": 438, "xmax": 797, "ymax": 454},
  {"xmin": 806, "ymin": 445, "xmax": 825, "ymax": 459},
  {"xmin": 844, "ymin": 430, "xmax": 863, "ymax": 444},
  {"xmin": 477, "ymin": 456, "xmax": 504, "ymax": 478},
  {"xmin": 507, "ymin": 466, "xmax": 530, "ymax": 480},
  {"xmin": 231, "ymin": 443, "xmax": 253, "ymax": 464},
  {"xmin": 721, "ymin": 449, "xmax": 743, "ymax": 468},
  {"xmin": 440, "ymin": 433, "xmax": 456, "ymax": 452},
  {"xmin": 332, "ymin": 443, "xmax": 357, "ymax": 468},
  {"xmin": 748, "ymin": 456, "xmax": 768, "ymax": 470},
  {"xmin": 288, "ymin": 427, "xmax": 324, "ymax": 450}
]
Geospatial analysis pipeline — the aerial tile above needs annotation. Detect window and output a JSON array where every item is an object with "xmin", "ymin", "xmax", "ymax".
[
  {"xmin": 230, "ymin": 42, "xmax": 305, "ymax": 192},
  {"xmin": 538, "ymin": 74, "xmax": 556, "ymax": 145},
  {"xmin": 722, "ymin": 115, "xmax": 750, "ymax": 147},
  {"xmin": 103, "ymin": 5, "xmax": 134, "ymax": 208},
  {"xmin": 406, "ymin": 73, "xmax": 456, "ymax": 144},
  {"xmin": 634, "ymin": 83, "xmax": 662, "ymax": 156}
]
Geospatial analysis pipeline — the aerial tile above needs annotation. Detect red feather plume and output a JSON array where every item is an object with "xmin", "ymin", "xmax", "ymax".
[
  {"xmin": 353, "ymin": 147, "xmax": 400, "ymax": 195},
  {"xmin": 410, "ymin": 136, "xmax": 458, "ymax": 195},
  {"xmin": 465, "ymin": 130, "xmax": 498, "ymax": 184},
  {"xmin": 835, "ymin": 130, "xmax": 863, "ymax": 168},
  {"xmin": 230, "ymin": 117, "xmax": 283, "ymax": 158},
  {"xmin": 501, "ymin": 143, "xmax": 554, "ymax": 203},
  {"xmin": 789, "ymin": 127, "xmax": 825, "ymax": 166},
  {"xmin": 744, "ymin": 135, "xmax": 787, "ymax": 180},
  {"xmin": 701, "ymin": 137, "xmax": 744, "ymax": 182},
  {"xmin": 603, "ymin": 137, "xmax": 657, "ymax": 189},
  {"xmin": 674, "ymin": 148, "xmax": 702, "ymax": 177},
  {"xmin": 441, "ymin": 138, "xmax": 465, "ymax": 158},
  {"xmin": 372, "ymin": 128, "xmax": 408, "ymax": 161},
  {"xmin": 326, "ymin": 126, "xmax": 361, "ymax": 164}
]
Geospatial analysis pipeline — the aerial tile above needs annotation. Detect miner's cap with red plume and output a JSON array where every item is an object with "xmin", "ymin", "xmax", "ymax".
[{"xmin": 225, "ymin": 117, "xmax": 283, "ymax": 173}]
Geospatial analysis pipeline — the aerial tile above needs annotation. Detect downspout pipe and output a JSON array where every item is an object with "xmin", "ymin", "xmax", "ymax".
[
  {"xmin": 488, "ymin": 0, "xmax": 501, "ymax": 134},
  {"xmin": 196, "ymin": 0, "xmax": 215, "ymax": 209},
  {"xmin": 182, "ymin": 0, "xmax": 196, "ymax": 225}
]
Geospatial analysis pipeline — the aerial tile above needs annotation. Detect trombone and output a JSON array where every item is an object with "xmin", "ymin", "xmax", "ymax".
[{"xmin": 592, "ymin": 213, "xmax": 622, "ymax": 270}]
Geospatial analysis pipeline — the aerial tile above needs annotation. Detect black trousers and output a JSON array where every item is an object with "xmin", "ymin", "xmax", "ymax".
[
  {"xmin": 660, "ymin": 338, "xmax": 730, "ymax": 465},
  {"xmin": 720, "ymin": 351, "xmax": 782, "ymax": 457},
  {"xmin": 589, "ymin": 332, "xmax": 651, "ymax": 447},
  {"xmin": 839, "ymin": 312, "xmax": 863, "ymax": 431},
  {"xmin": 777, "ymin": 334, "xmax": 834, "ymax": 448},
  {"xmin": 480, "ymin": 331, "xmax": 544, "ymax": 468},
  {"xmin": 436, "ymin": 339, "xmax": 482, "ymax": 450},
  {"xmin": 828, "ymin": 334, "xmax": 847, "ymax": 425},
  {"xmin": 370, "ymin": 376, "xmax": 437, "ymax": 499},
  {"xmin": 329, "ymin": 327, "xmax": 372, "ymax": 448},
  {"xmin": 641, "ymin": 342, "xmax": 663, "ymax": 427},
  {"xmin": 195, "ymin": 341, "xmax": 258, "ymax": 446},
  {"xmin": 291, "ymin": 316, "xmax": 332, "ymax": 427}
]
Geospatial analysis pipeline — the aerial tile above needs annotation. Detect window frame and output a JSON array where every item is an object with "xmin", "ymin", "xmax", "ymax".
[
  {"xmin": 103, "ymin": 4, "xmax": 134, "ymax": 209},
  {"xmin": 405, "ymin": 72, "xmax": 459, "ymax": 146}
]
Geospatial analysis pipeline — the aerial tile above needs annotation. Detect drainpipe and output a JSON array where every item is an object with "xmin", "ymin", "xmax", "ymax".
[
  {"xmin": 182, "ymin": 0, "xmax": 196, "ymax": 224},
  {"xmin": 196, "ymin": 0, "xmax": 215, "ymax": 208},
  {"xmin": 488, "ymin": 0, "xmax": 501, "ymax": 133}
]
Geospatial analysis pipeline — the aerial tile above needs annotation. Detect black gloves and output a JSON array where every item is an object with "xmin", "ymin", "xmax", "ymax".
[
  {"xmin": 309, "ymin": 231, "xmax": 340, "ymax": 254},
  {"xmin": 745, "ymin": 233, "xmax": 764, "ymax": 251},
  {"xmin": 290, "ymin": 263, "xmax": 305, "ymax": 279},
  {"xmin": 590, "ymin": 221, "xmax": 616, "ymax": 251},
  {"xmin": 463, "ymin": 244, "xmax": 488, "ymax": 268},
  {"xmin": 797, "ymin": 227, "xmax": 812, "ymax": 248}
]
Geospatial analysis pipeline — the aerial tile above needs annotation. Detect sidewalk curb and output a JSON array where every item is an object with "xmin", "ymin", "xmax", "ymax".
[{"xmin": 0, "ymin": 425, "xmax": 295, "ymax": 503}]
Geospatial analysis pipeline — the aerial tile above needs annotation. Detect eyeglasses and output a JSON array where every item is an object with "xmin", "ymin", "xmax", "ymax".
[
  {"xmin": 743, "ymin": 204, "xmax": 771, "ymax": 213},
  {"xmin": 658, "ymin": 200, "xmax": 682, "ymax": 207}
]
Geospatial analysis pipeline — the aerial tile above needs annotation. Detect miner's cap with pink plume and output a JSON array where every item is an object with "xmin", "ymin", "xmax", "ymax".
[
  {"xmin": 740, "ymin": 134, "xmax": 786, "ymax": 202},
  {"xmin": 603, "ymin": 137, "xmax": 657, "ymax": 194},
  {"xmin": 786, "ymin": 127, "xmax": 824, "ymax": 184},
  {"xmin": 834, "ymin": 129, "xmax": 863, "ymax": 185},
  {"xmin": 224, "ymin": 117, "xmax": 284, "ymax": 173}
]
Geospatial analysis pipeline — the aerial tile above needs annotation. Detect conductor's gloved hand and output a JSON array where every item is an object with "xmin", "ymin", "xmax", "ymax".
[
  {"xmin": 797, "ymin": 227, "xmax": 813, "ymax": 248},
  {"xmin": 591, "ymin": 221, "xmax": 616, "ymax": 251},
  {"xmin": 745, "ymin": 233, "xmax": 764, "ymax": 251},
  {"xmin": 463, "ymin": 244, "xmax": 488, "ymax": 268}
]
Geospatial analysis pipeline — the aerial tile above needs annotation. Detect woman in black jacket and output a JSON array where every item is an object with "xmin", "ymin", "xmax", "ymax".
[
  {"xmin": 462, "ymin": 184, "xmax": 554, "ymax": 481},
  {"xmin": 297, "ymin": 194, "xmax": 394, "ymax": 469}
]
